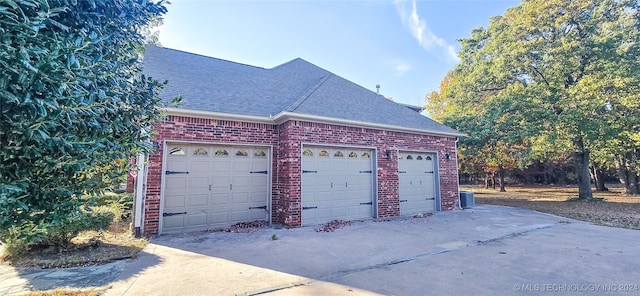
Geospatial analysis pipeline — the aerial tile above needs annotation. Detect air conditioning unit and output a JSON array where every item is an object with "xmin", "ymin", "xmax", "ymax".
[{"xmin": 460, "ymin": 191, "xmax": 475, "ymax": 209}]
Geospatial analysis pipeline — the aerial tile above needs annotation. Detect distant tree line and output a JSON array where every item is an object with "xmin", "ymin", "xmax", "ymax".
[{"xmin": 426, "ymin": 0, "xmax": 640, "ymax": 197}]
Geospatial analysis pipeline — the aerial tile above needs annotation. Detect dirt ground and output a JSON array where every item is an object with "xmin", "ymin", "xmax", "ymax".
[{"xmin": 464, "ymin": 184, "xmax": 640, "ymax": 230}]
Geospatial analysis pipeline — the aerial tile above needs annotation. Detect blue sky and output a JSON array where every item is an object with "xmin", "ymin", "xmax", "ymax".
[{"xmin": 158, "ymin": 0, "xmax": 519, "ymax": 108}]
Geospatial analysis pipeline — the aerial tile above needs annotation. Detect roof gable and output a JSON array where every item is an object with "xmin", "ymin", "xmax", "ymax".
[{"xmin": 143, "ymin": 45, "xmax": 462, "ymax": 136}]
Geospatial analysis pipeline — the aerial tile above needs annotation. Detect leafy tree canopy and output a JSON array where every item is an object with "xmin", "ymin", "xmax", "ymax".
[
  {"xmin": 0, "ymin": 0, "xmax": 169, "ymax": 247},
  {"xmin": 428, "ymin": 0, "xmax": 640, "ymax": 196}
]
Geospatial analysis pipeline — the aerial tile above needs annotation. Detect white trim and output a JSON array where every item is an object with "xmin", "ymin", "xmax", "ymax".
[
  {"xmin": 166, "ymin": 107, "xmax": 274, "ymax": 124},
  {"xmin": 134, "ymin": 153, "xmax": 146, "ymax": 233},
  {"xmin": 301, "ymin": 142, "xmax": 377, "ymax": 150},
  {"xmin": 159, "ymin": 140, "xmax": 168, "ymax": 235},
  {"xmin": 165, "ymin": 108, "xmax": 467, "ymax": 138},
  {"xmin": 397, "ymin": 148, "xmax": 439, "ymax": 154},
  {"xmin": 454, "ymin": 138, "xmax": 462, "ymax": 210},
  {"xmin": 276, "ymin": 112, "xmax": 466, "ymax": 138}
]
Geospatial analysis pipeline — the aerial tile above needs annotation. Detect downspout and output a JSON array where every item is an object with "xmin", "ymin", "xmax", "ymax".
[
  {"xmin": 133, "ymin": 152, "xmax": 147, "ymax": 237},
  {"xmin": 455, "ymin": 137, "xmax": 462, "ymax": 210}
]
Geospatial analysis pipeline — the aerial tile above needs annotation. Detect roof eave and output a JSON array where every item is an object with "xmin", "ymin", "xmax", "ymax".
[
  {"xmin": 273, "ymin": 112, "xmax": 466, "ymax": 138},
  {"xmin": 165, "ymin": 108, "xmax": 467, "ymax": 138},
  {"xmin": 165, "ymin": 107, "xmax": 274, "ymax": 124}
]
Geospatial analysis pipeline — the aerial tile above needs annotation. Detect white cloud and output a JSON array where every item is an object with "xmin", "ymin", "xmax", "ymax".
[
  {"xmin": 394, "ymin": 0, "xmax": 460, "ymax": 63},
  {"xmin": 394, "ymin": 62, "xmax": 412, "ymax": 76}
]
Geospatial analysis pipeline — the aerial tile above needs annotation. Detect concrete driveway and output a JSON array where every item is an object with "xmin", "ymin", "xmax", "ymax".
[{"xmin": 98, "ymin": 205, "xmax": 640, "ymax": 296}]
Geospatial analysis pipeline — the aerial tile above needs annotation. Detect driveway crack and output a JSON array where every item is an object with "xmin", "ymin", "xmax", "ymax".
[
  {"xmin": 319, "ymin": 223, "xmax": 555, "ymax": 281},
  {"xmin": 239, "ymin": 223, "xmax": 556, "ymax": 295}
]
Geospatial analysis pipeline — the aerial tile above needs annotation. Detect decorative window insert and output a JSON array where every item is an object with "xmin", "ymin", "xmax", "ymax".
[
  {"xmin": 215, "ymin": 149, "xmax": 229, "ymax": 156},
  {"xmin": 236, "ymin": 149, "xmax": 248, "ymax": 156},
  {"xmin": 319, "ymin": 150, "xmax": 329, "ymax": 157},
  {"xmin": 416, "ymin": 155, "xmax": 423, "ymax": 160},
  {"xmin": 406, "ymin": 155, "xmax": 413, "ymax": 160},
  {"xmin": 193, "ymin": 148, "xmax": 208, "ymax": 156},
  {"xmin": 348, "ymin": 152, "xmax": 358, "ymax": 158},
  {"xmin": 169, "ymin": 148, "xmax": 185, "ymax": 156},
  {"xmin": 303, "ymin": 149, "xmax": 313, "ymax": 156},
  {"xmin": 334, "ymin": 151, "xmax": 344, "ymax": 157},
  {"xmin": 361, "ymin": 152, "xmax": 370, "ymax": 158},
  {"xmin": 425, "ymin": 156, "xmax": 432, "ymax": 160},
  {"xmin": 255, "ymin": 150, "xmax": 266, "ymax": 157}
]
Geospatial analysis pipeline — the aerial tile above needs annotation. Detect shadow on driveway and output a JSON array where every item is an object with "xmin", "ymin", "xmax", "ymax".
[{"xmin": 7, "ymin": 205, "xmax": 638, "ymax": 295}]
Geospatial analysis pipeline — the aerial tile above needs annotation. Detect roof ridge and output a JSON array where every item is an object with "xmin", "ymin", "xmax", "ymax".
[
  {"xmin": 284, "ymin": 74, "xmax": 332, "ymax": 112},
  {"xmin": 270, "ymin": 57, "xmax": 306, "ymax": 70}
]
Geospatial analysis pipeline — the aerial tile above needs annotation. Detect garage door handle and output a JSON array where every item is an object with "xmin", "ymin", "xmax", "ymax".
[
  {"xmin": 426, "ymin": 197, "xmax": 435, "ymax": 200},
  {"xmin": 302, "ymin": 206, "xmax": 318, "ymax": 210},
  {"xmin": 165, "ymin": 171, "xmax": 189, "ymax": 175},
  {"xmin": 345, "ymin": 182, "xmax": 348, "ymax": 188},
  {"xmin": 425, "ymin": 171, "xmax": 434, "ymax": 174},
  {"xmin": 360, "ymin": 202, "xmax": 372, "ymax": 205},
  {"xmin": 250, "ymin": 170, "xmax": 268, "ymax": 174},
  {"xmin": 303, "ymin": 170, "xmax": 318, "ymax": 174},
  {"xmin": 249, "ymin": 206, "xmax": 267, "ymax": 210},
  {"xmin": 400, "ymin": 200, "xmax": 408, "ymax": 203},
  {"xmin": 359, "ymin": 170, "xmax": 372, "ymax": 173},
  {"xmin": 163, "ymin": 211, "xmax": 187, "ymax": 217},
  {"xmin": 398, "ymin": 171, "xmax": 407, "ymax": 173}
]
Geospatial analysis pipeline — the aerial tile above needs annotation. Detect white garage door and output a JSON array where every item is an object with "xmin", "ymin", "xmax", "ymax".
[
  {"xmin": 301, "ymin": 146, "xmax": 374, "ymax": 226},
  {"xmin": 398, "ymin": 151, "xmax": 437, "ymax": 215},
  {"xmin": 162, "ymin": 144, "xmax": 270, "ymax": 233}
]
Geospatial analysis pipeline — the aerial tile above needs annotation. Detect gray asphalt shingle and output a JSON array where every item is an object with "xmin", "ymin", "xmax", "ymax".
[{"xmin": 143, "ymin": 45, "xmax": 461, "ymax": 135}]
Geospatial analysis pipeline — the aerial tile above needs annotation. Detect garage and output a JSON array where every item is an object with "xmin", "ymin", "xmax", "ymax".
[
  {"xmin": 398, "ymin": 151, "xmax": 437, "ymax": 216},
  {"xmin": 162, "ymin": 143, "xmax": 270, "ymax": 233},
  {"xmin": 301, "ymin": 146, "xmax": 375, "ymax": 225}
]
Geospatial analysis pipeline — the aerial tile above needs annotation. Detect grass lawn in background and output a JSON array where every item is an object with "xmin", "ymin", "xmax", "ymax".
[{"xmin": 466, "ymin": 185, "xmax": 640, "ymax": 230}]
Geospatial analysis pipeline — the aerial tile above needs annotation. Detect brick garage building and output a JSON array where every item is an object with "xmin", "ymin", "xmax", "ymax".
[{"xmin": 137, "ymin": 46, "xmax": 464, "ymax": 235}]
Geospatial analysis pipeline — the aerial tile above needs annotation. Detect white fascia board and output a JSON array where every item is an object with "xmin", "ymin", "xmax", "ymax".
[
  {"xmin": 273, "ymin": 112, "xmax": 467, "ymax": 138},
  {"xmin": 165, "ymin": 108, "xmax": 467, "ymax": 138},
  {"xmin": 166, "ymin": 107, "xmax": 275, "ymax": 124}
]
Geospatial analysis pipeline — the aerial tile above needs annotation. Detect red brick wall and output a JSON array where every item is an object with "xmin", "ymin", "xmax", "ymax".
[
  {"xmin": 144, "ymin": 116, "xmax": 459, "ymax": 234},
  {"xmin": 275, "ymin": 120, "xmax": 459, "ymax": 227}
]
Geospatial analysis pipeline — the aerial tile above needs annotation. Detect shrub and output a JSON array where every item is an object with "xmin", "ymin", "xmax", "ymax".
[
  {"xmin": 42, "ymin": 209, "xmax": 114, "ymax": 247},
  {"xmin": 0, "ymin": 224, "xmax": 46, "ymax": 258},
  {"xmin": 0, "ymin": 0, "xmax": 169, "ymax": 259},
  {"xmin": 94, "ymin": 192, "xmax": 133, "ymax": 222}
]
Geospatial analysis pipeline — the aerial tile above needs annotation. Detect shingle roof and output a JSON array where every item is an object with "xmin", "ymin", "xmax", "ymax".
[{"xmin": 143, "ymin": 45, "xmax": 462, "ymax": 136}]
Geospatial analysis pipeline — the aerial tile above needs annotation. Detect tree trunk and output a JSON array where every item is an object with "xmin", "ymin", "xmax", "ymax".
[
  {"xmin": 617, "ymin": 155, "xmax": 640, "ymax": 195},
  {"xmin": 485, "ymin": 173, "xmax": 491, "ymax": 189},
  {"xmin": 573, "ymin": 138, "xmax": 593, "ymax": 199},
  {"xmin": 498, "ymin": 165, "xmax": 506, "ymax": 192},
  {"xmin": 591, "ymin": 166, "xmax": 608, "ymax": 192},
  {"xmin": 617, "ymin": 158, "xmax": 631, "ymax": 194},
  {"xmin": 626, "ymin": 169, "xmax": 639, "ymax": 195},
  {"xmin": 491, "ymin": 173, "xmax": 496, "ymax": 190}
]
